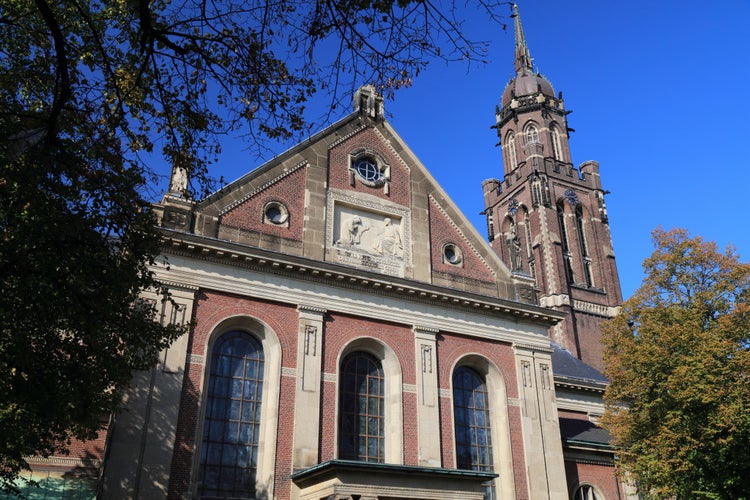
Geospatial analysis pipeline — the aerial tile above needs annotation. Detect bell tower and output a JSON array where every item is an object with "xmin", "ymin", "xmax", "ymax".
[{"xmin": 482, "ymin": 4, "xmax": 622, "ymax": 371}]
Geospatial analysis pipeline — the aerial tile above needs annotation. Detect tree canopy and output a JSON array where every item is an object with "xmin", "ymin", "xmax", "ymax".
[
  {"xmin": 602, "ymin": 228, "xmax": 750, "ymax": 500},
  {"xmin": 0, "ymin": 0, "xmax": 508, "ymax": 491}
]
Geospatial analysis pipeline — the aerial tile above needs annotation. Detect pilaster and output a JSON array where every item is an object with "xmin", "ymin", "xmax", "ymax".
[
  {"xmin": 412, "ymin": 325, "xmax": 441, "ymax": 467},
  {"xmin": 513, "ymin": 344, "xmax": 567, "ymax": 500},
  {"xmin": 102, "ymin": 285, "xmax": 197, "ymax": 499},
  {"xmin": 292, "ymin": 305, "xmax": 327, "ymax": 469}
]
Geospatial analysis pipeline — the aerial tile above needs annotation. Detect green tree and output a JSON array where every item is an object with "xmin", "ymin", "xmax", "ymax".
[
  {"xmin": 0, "ymin": 0, "xmax": 508, "ymax": 492},
  {"xmin": 602, "ymin": 228, "xmax": 750, "ymax": 499}
]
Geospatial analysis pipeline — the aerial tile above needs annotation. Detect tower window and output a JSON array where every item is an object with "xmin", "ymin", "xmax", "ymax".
[
  {"xmin": 525, "ymin": 125, "xmax": 539, "ymax": 144},
  {"xmin": 550, "ymin": 124, "xmax": 563, "ymax": 161},
  {"xmin": 576, "ymin": 207, "xmax": 593, "ymax": 287},
  {"xmin": 504, "ymin": 132, "xmax": 517, "ymax": 170},
  {"xmin": 557, "ymin": 202, "xmax": 574, "ymax": 283}
]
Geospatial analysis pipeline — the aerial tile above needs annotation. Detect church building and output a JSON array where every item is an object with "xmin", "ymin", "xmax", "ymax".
[{"xmin": 15, "ymin": 5, "xmax": 635, "ymax": 500}]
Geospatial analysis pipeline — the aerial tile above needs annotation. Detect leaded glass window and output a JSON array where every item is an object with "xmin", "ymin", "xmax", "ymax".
[
  {"xmin": 198, "ymin": 332, "xmax": 264, "ymax": 499},
  {"xmin": 453, "ymin": 366, "xmax": 493, "ymax": 471},
  {"xmin": 339, "ymin": 352, "xmax": 384, "ymax": 462}
]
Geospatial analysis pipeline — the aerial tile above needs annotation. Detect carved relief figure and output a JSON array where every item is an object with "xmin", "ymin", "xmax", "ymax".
[
  {"xmin": 339, "ymin": 216, "xmax": 370, "ymax": 246},
  {"xmin": 373, "ymin": 218, "xmax": 402, "ymax": 257}
]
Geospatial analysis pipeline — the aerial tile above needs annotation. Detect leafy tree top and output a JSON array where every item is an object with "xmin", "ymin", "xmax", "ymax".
[{"xmin": 602, "ymin": 228, "xmax": 750, "ymax": 500}]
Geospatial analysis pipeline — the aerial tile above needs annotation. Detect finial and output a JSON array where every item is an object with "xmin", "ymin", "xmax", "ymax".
[
  {"xmin": 512, "ymin": 4, "xmax": 533, "ymax": 74},
  {"xmin": 354, "ymin": 85, "xmax": 384, "ymax": 121}
]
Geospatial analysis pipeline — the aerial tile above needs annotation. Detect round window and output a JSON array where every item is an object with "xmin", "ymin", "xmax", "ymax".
[
  {"xmin": 443, "ymin": 244, "xmax": 463, "ymax": 265},
  {"xmin": 353, "ymin": 157, "xmax": 382, "ymax": 184},
  {"xmin": 263, "ymin": 202, "xmax": 288, "ymax": 225}
]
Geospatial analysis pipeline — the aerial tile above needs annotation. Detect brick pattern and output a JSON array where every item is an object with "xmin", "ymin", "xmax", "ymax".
[
  {"xmin": 428, "ymin": 196, "xmax": 496, "ymax": 284},
  {"xmin": 219, "ymin": 165, "xmax": 307, "ymax": 241},
  {"xmin": 328, "ymin": 128, "xmax": 411, "ymax": 207}
]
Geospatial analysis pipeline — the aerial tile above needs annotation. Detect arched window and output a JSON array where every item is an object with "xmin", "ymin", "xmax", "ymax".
[
  {"xmin": 550, "ymin": 124, "xmax": 564, "ymax": 161},
  {"xmin": 339, "ymin": 352, "xmax": 385, "ymax": 462},
  {"xmin": 453, "ymin": 366, "xmax": 493, "ymax": 472},
  {"xmin": 199, "ymin": 332, "xmax": 264, "ymax": 498},
  {"xmin": 525, "ymin": 124, "xmax": 539, "ymax": 144},
  {"xmin": 575, "ymin": 206, "xmax": 593, "ymax": 287},
  {"xmin": 557, "ymin": 201, "xmax": 574, "ymax": 283},
  {"xmin": 505, "ymin": 132, "xmax": 517, "ymax": 170},
  {"xmin": 573, "ymin": 484, "xmax": 602, "ymax": 500}
]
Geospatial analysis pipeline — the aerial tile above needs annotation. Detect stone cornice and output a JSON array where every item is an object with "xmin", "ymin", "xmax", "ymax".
[{"xmin": 157, "ymin": 228, "xmax": 565, "ymax": 330}]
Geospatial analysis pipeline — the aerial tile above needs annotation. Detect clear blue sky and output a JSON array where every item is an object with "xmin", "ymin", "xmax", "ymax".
[{"xmin": 178, "ymin": 1, "xmax": 750, "ymax": 300}]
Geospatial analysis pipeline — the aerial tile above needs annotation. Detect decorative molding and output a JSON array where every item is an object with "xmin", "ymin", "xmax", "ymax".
[
  {"xmin": 412, "ymin": 325, "xmax": 440, "ymax": 334},
  {"xmin": 297, "ymin": 304, "xmax": 328, "ymax": 314},
  {"xmin": 25, "ymin": 456, "xmax": 102, "ymax": 469},
  {"xmin": 282, "ymin": 366, "xmax": 297, "ymax": 378},
  {"xmin": 327, "ymin": 124, "xmax": 370, "ymax": 150},
  {"xmin": 322, "ymin": 372, "xmax": 337, "ymax": 383},
  {"xmin": 438, "ymin": 388, "xmax": 451, "ymax": 398},
  {"xmin": 402, "ymin": 383, "xmax": 417, "ymax": 393},
  {"xmin": 188, "ymin": 353, "xmax": 205, "ymax": 365},
  {"xmin": 507, "ymin": 397, "xmax": 522, "ymax": 407},
  {"xmin": 219, "ymin": 161, "xmax": 308, "ymax": 215},
  {"xmin": 155, "ymin": 232, "xmax": 563, "ymax": 343},
  {"xmin": 572, "ymin": 299, "xmax": 620, "ymax": 317}
]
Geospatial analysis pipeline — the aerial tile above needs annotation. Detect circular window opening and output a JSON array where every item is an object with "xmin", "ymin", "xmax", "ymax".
[
  {"xmin": 353, "ymin": 157, "xmax": 382, "ymax": 184},
  {"xmin": 263, "ymin": 202, "xmax": 288, "ymax": 225},
  {"xmin": 443, "ymin": 244, "xmax": 463, "ymax": 265}
]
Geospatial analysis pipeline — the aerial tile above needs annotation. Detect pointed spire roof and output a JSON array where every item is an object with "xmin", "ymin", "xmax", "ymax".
[
  {"xmin": 500, "ymin": 4, "xmax": 556, "ymax": 108},
  {"xmin": 512, "ymin": 4, "xmax": 533, "ymax": 74}
]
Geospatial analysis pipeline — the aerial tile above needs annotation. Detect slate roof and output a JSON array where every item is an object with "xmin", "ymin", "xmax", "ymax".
[
  {"xmin": 550, "ymin": 343, "xmax": 608, "ymax": 389},
  {"xmin": 559, "ymin": 417, "xmax": 612, "ymax": 448}
]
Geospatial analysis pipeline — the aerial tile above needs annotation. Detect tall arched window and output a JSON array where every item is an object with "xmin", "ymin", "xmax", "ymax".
[
  {"xmin": 453, "ymin": 366, "xmax": 493, "ymax": 472},
  {"xmin": 575, "ymin": 206, "xmax": 593, "ymax": 288},
  {"xmin": 525, "ymin": 124, "xmax": 539, "ymax": 144},
  {"xmin": 505, "ymin": 132, "xmax": 517, "ymax": 170},
  {"xmin": 199, "ymin": 332, "xmax": 264, "ymax": 498},
  {"xmin": 339, "ymin": 352, "xmax": 385, "ymax": 462},
  {"xmin": 550, "ymin": 124, "xmax": 563, "ymax": 161},
  {"xmin": 557, "ymin": 201, "xmax": 574, "ymax": 283}
]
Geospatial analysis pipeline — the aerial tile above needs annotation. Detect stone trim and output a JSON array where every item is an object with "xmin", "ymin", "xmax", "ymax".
[
  {"xmin": 572, "ymin": 299, "xmax": 620, "ymax": 317},
  {"xmin": 402, "ymin": 383, "xmax": 417, "ymax": 393},
  {"xmin": 282, "ymin": 366, "xmax": 297, "ymax": 377},
  {"xmin": 327, "ymin": 124, "xmax": 370, "ymax": 150},
  {"xmin": 219, "ymin": 161, "xmax": 307, "ymax": 215},
  {"xmin": 187, "ymin": 353, "xmax": 205, "ymax": 365},
  {"xmin": 25, "ymin": 456, "xmax": 102, "ymax": 470}
]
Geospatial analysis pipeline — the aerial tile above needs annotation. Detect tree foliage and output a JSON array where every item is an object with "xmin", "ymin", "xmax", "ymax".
[
  {"xmin": 602, "ymin": 228, "xmax": 750, "ymax": 500},
  {"xmin": 0, "ymin": 0, "xmax": 508, "ymax": 491}
]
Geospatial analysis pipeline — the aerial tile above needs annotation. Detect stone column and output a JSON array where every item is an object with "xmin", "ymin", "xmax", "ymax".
[{"xmin": 292, "ymin": 305, "xmax": 327, "ymax": 469}]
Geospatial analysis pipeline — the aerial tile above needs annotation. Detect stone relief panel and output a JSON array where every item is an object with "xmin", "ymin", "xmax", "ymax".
[{"xmin": 326, "ymin": 189, "xmax": 411, "ymax": 277}]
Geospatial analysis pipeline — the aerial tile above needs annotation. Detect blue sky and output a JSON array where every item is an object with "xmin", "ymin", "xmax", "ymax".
[{"xmin": 181, "ymin": 1, "xmax": 750, "ymax": 300}]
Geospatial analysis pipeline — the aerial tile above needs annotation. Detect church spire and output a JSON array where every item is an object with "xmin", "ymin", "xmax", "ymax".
[{"xmin": 512, "ymin": 4, "xmax": 533, "ymax": 74}]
